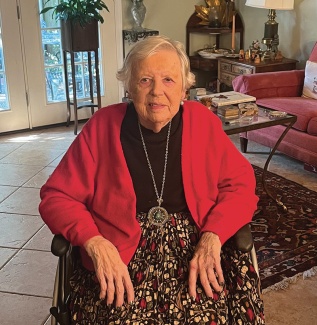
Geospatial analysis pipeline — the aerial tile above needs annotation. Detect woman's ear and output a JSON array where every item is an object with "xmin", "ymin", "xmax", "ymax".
[{"xmin": 182, "ymin": 90, "xmax": 187, "ymax": 101}]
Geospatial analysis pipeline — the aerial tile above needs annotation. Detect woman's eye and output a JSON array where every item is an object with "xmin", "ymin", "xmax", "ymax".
[
  {"xmin": 139, "ymin": 78, "xmax": 152, "ymax": 85},
  {"xmin": 164, "ymin": 77, "xmax": 173, "ymax": 82}
]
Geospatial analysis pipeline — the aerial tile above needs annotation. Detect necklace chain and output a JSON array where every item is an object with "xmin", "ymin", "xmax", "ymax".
[{"xmin": 138, "ymin": 121, "xmax": 172, "ymax": 207}]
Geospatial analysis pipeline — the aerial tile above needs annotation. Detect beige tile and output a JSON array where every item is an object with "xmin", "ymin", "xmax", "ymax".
[
  {"xmin": 0, "ymin": 142, "xmax": 23, "ymax": 159},
  {"xmin": 0, "ymin": 163, "xmax": 43, "ymax": 186},
  {"xmin": 0, "ymin": 147, "xmax": 65, "ymax": 166},
  {"xmin": 21, "ymin": 134, "xmax": 74, "ymax": 151},
  {"xmin": 0, "ymin": 187, "xmax": 40, "ymax": 215},
  {"xmin": 0, "ymin": 130, "xmax": 43, "ymax": 144},
  {"xmin": 0, "ymin": 292, "xmax": 51, "ymax": 325},
  {"xmin": 0, "ymin": 185, "xmax": 18, "ymax": 203},
  {"xmin": 24, "ymin": 225, "xmax": 54, "ymax": 252},
  {"xmin": 22, "ymin": 166, "xmax": 56, "ymax": 188},
  {"xmin": 0, "ymin": 249, "xmax": 57, "ymax": 297},
  {"xmin": 48, "ymin": 154, "xmax": 65, "ymax": 167},
  {"xmin": 39, "ymin": 125, "xmax": 81, "ymax": 138},
  {"xmin": 0, "ymin": 213, "xmax": 43, "ymax": 248},
  {"xmin": 0, "ymin": 247, "xmax": 17, "ymax": 268}
]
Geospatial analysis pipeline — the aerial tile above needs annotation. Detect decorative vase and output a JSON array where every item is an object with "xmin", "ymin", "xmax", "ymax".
[
  {"xmin": 208, "ymin": 6, "xmax": 221, "ymax": 28},
  {"xmin": 131, "ymin": 0, "xmax": 146, "ymax": 31}
]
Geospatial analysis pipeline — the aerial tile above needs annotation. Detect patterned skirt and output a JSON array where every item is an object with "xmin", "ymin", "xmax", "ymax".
[{"xmin": 69, "ymin": 212, "xmax": 265, "ymax": 324}]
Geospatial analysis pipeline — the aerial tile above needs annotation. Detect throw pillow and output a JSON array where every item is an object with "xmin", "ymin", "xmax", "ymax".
[{"xmin": 302, "ymin": 60, "xmax": 317, "ymax": 99}]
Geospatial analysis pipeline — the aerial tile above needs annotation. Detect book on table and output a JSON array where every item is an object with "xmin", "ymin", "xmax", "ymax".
[
  {"xmin": 196, "ymin": 91, "xmax": 256, "ymax": 108},
  {"xmin": 217, "ymin": 105, "xmax": 240, "ymax": 118}
]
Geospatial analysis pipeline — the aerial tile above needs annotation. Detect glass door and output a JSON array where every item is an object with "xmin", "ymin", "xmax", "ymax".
[
  {"xmin": 23, "ymin": 0, "xmax": 122, "ymax": 129},
  {"xmin": 0, "ymin": 0, "xmax": 123, "ymax": 133},
  {"xmin": 0, "ymin": 0, "xmax": 29, "ymax": 133}
]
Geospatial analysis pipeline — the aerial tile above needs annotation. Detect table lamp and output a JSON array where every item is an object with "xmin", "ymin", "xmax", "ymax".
[{"xmin": 245, "ymin": 0, "xmax": 294, "ymax": 58}]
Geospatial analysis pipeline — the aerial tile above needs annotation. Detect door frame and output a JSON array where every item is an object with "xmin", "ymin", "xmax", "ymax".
[{"xmin": 0, "ymin": 0, "xmax": 123, "ymax": 133}]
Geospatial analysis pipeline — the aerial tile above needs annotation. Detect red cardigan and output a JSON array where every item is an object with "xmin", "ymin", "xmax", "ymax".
[{"xmin": 39, "ymin": 101, "xmax": 258, "ymax": 270}]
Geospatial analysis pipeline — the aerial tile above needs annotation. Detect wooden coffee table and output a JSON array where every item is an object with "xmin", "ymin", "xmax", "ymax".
[{"xmin": 222, "ymin": 106, "xmax": 297, "ymax": 211}]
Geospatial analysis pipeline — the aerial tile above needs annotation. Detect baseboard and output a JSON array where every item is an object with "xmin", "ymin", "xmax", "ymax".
[{"xmin": 0, "ymin": 119, "xmax": 89, "ymax": 137}]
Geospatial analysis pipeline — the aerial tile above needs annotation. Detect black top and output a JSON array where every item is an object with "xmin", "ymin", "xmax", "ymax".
[{"xmin": 120, "ymin": 103, "xmax": 188, "ymax": 213}]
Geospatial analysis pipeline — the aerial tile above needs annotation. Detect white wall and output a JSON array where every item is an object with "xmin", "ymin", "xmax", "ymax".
[{"xmin": 121, "ymin": 0, "xmax": 316, "ymax": 69}]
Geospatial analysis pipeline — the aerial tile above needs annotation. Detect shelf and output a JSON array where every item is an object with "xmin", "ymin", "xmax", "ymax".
[
  {"xmin": 187, "ymin": 26, "xmax": 243, "ymax": 35},
  {"xmin": 122, "ymin": 29, "xmax": 159, "ymax": 44},
  {"xmin": 186, "ymin": 11, "xmax": 244, "ymax": 54},
  {"xmin": 186, "ymin": 11, "xmax": 244, "ymax": 89},
  {"xmin": 122, "ymin": 29, "xmax": 159, "ymax": 58}
]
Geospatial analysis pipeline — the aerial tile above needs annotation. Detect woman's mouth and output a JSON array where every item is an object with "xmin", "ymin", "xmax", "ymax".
[{"xmin": 149, "ymin": 103, "xmax": 165, "ymax": 109}]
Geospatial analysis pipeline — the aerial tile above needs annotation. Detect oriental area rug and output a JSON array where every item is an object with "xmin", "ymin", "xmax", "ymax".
[{"xmin": 252, "ymin": 165, "xmax": 317, "ymax": 293}]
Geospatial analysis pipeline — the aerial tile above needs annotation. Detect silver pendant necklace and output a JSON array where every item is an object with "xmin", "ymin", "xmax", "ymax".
[{"xmin": 138, "ymin": 120, "xmax": 172, "ymax": 226}]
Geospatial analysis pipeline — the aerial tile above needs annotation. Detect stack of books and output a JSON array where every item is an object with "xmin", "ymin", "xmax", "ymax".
[
  {"xmin": 217, "ymin": 105, "xmax": 240, "ymax": 118},
  {"xmin": 196, "ymin": 91, "xmax": 256, "ymax": 108}
]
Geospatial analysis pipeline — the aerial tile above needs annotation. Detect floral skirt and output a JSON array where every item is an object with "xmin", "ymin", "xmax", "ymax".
[{"xmin": 69, "ymin": 212, "xmax": 265, "ymax": 324}]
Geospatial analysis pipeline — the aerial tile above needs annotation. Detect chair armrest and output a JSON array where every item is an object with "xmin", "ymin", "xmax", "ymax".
[
  {"xmin": 51, "ymin": 234, "xmax": 71, "ymax": 257},
  {"xmin": 50, "ymin": 235, "xmax": 72, "ymax": 325},
  {"xmin": 233, "ymin": 224, "xmax": 253, "ymax": 253},
  {"xmin": 232, "ymin": 70, "xmax": 305, "ymax": 99}
]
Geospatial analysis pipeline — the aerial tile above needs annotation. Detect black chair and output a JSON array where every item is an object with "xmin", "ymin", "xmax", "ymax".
[{"xmin": 49, "ymin": 224, "xmax": 259, "ymax": 325}]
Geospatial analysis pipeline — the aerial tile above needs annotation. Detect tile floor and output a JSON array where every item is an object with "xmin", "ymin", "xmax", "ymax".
[
  {"xmin": 0, "ymin": 126, "xmax": 79, "ymax": 325},
  {"xmin": 0, "ymin": 124, "xmax": 316, "ymax": 325}
]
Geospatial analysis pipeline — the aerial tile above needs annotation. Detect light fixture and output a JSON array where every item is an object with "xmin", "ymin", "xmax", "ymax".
[{"xmin": 245, "ymin": 0, "xmax": 294, "ymax": 58}]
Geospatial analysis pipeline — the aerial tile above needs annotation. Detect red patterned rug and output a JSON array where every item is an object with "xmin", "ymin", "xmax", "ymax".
[{"xmin": 252, "ymin": 165, "xmax": 317, "ymax": 292}]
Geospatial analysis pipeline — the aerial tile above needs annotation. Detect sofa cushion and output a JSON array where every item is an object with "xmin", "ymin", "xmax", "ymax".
[
  {"xmin": 307, "ymin": 116, "xmax": 317, "ymax": 135},
  {"xmin": 302, "ymin": 60, "xmax": 317, "ymax": 99},
  {"xmin": 232, "ymin": 70, "xmax": 305, "ymax": 99},
  {"xmin": 257, "ymin": 97, "xmax": 317, "ymax": 133}
]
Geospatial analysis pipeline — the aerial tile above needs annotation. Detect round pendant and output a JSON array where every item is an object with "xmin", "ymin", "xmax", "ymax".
[{"xmin": 148, "ymin": 206, "xmax": 169, "ymax": 226}]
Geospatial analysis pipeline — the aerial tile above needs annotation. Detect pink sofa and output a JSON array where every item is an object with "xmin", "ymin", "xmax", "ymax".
[{"xmin": 232, "ymin": 43, "xmax": 317, "ymax": 172}]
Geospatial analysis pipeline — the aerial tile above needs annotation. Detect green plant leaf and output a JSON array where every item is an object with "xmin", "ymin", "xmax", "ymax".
[{"xmin": 39, "ymin": 0, "xmax": 109, "ymax": 26}]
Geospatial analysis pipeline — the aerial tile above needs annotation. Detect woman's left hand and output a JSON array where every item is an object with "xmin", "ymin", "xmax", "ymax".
[{"xmin": 188, "ymin": 232, "xmax": 224, "ymax": 299}]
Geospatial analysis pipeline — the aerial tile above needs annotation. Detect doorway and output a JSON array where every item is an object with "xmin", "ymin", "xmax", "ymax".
[{"xmin": 0, "ymin": 0, "xmax": 123, "ymax": 133}]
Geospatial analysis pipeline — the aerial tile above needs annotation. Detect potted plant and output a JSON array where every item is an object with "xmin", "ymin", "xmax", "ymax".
[{"xmin": 40, "ymin": 0, "xmax": 109, "ymax": 51}]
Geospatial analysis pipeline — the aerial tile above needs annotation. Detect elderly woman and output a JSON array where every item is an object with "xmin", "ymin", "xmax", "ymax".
[{"xmin": 40, "ymin": 36, "xmax": 265, "ymax": 324}]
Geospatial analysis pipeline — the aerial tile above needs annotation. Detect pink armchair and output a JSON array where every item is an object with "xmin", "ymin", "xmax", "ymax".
[{"xmin": 232, "ymin": 43, "xmax": 317, "ymax": 172}]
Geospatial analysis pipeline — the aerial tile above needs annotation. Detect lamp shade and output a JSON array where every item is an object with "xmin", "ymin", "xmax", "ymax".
[{"xmin": 245, "ymin": 0, "xmax": 294, "ymax": 10}]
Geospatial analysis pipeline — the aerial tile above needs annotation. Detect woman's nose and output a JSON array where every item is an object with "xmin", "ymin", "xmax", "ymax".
[{"xmin": 150, "ymin": 80, "xmax": 164, "ymax": 96}]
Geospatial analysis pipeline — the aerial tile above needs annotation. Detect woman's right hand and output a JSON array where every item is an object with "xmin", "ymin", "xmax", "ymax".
[{"xmin": 83, "ymin": 235, "xmax": 135, "ymax": 307}]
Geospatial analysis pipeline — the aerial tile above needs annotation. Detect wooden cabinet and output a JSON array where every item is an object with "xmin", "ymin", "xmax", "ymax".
[
  {"xmin": 186, "ymin": 12, "xmax": 244, "ymax": 88},
  {"xmin": 217, "ymin": 57, "xmax": 298, "ymax": 92}
]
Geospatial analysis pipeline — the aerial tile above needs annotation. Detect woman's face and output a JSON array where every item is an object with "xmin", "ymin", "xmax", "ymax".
[{"xmin": 128, "ymin": 49, "xmax": 186, "ymax": 133}]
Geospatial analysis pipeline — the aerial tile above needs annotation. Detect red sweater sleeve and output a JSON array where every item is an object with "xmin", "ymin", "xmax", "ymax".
[{"xmin": 39, "ymin": 123, "xmax": 102, "ymax": 247}]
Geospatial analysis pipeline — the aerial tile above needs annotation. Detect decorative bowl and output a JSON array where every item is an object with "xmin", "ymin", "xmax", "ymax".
[
  {"xmin": 268, "ymin": 111, "xmax": 287, "ymax": 119},
  {"xmin": 198, "ymin": 48, "xmax": 229, "ymax": 59}
]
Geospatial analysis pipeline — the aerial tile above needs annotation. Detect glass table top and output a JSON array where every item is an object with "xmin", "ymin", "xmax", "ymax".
[{"xmin": 221, "ymin": 106, "xmax": 297, "ymax": 135}]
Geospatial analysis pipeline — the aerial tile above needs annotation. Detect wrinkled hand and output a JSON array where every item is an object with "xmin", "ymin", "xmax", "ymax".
[
  {"xmin": 84, "ymin": 236, "xmax": 135, "ymax": 307},
  {"xmin": 188, "ymin": 232, "xmax": 224, "ymax": 299}
]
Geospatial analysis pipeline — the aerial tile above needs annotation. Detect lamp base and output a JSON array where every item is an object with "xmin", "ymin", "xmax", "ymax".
[{"xmin": 261, "ymin": 9, "xmax": 281, "ymax": 60}]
